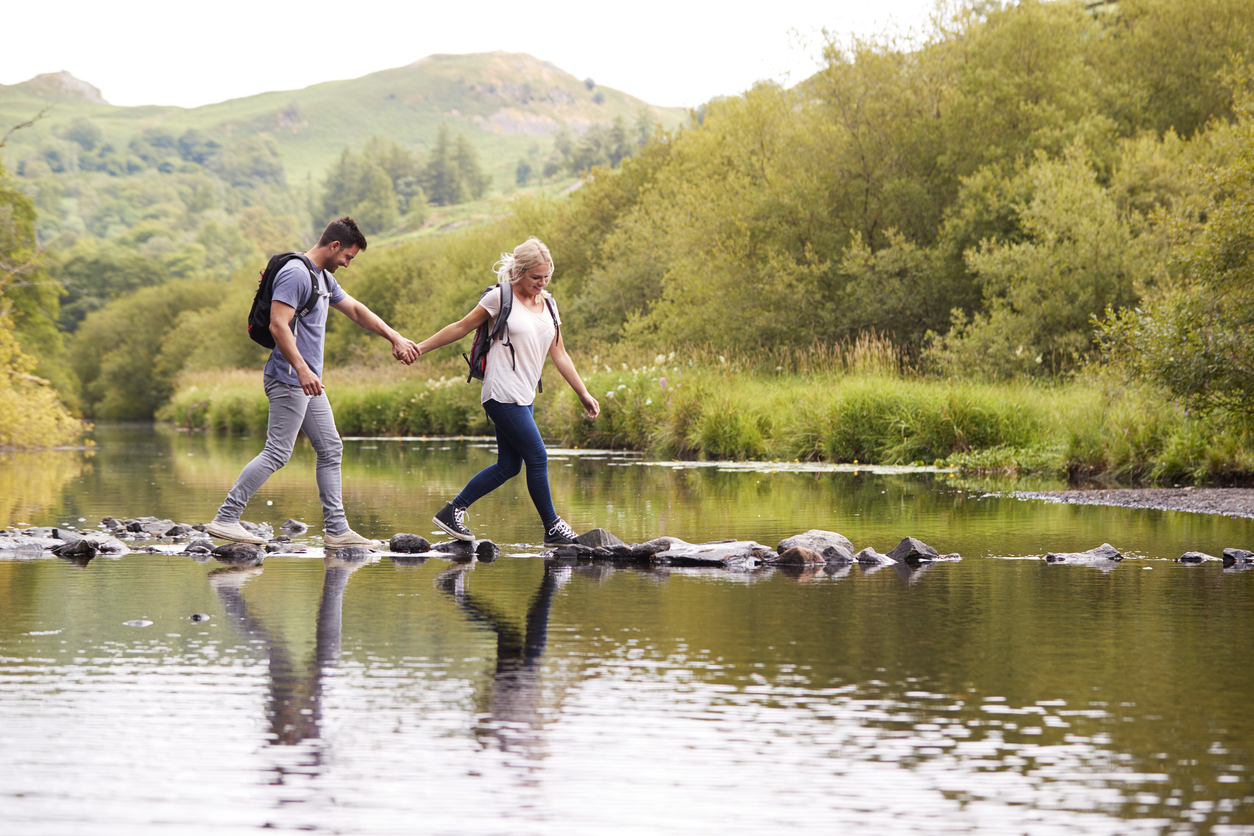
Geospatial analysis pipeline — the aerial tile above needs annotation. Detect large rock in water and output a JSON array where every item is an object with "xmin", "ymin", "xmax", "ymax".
[
  {"xmin": 212, "ymin": 543, "xmax": 266, "ymax": 566},
  {"xmin": 771, "ymin": 547, "xmax": 825, "ymax": 566},
  {"xmin": 1044, "ymin": 543, "xmax": 1123, "ymax": 564},
  {"xmin": 886, "ymin": 537, "xmax": 961, "ymax": 566},
  {"xmin": 651, "ymin": 539, "xmax": 775, "ymax": 569},
  {"xmin": 1178, "ymin": 551, "xmax": 1221, "ymax": 563},
  {"xmin": 576, "ymin": 528, "xmax": 626, "ymax": 549},
  {"xmin": 777, "ymin": 530, "xmax": 856, "ymax": 562},
  {"xmin": 1223, "ymin": 548, "xmax": 1253, "ymax": 568},
  {"xmin": 390, "ymin": 533, "xmax": 431, "ymax": 553},
  {"xmin": 854, "ymin": 547, "xmax": 895, "ymax": 566}
]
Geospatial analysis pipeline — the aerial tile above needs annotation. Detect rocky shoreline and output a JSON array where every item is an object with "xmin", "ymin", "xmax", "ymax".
[{"xmin": 1010, "ymin": 488, "xmax": 1254, "ymax": 519}]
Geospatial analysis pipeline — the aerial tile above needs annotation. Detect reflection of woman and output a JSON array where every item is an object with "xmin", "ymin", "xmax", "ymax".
[{"xmin": 415, "ymin": 238, "xmax": 599, "ymax": 546}]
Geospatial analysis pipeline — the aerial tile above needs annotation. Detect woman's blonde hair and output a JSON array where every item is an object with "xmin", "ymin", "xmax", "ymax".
[{"xmin": 494, "ymin": 237, "xmax": 553, "ymax": 286}]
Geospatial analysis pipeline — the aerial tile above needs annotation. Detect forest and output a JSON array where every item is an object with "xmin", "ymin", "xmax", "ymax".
[{"xmin": 5, "ymin": 0, "xmax": 1254, "ymax": 483}]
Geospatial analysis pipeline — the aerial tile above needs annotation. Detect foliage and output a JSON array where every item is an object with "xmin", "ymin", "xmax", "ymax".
[
  {"xmin": 0, "ymin": 157, "xmax": 79, "ymax": 446},
  {"xmin": 70, "ymin": 279, "xmax": 226, "ymax": 419},
  {"xmin": 1097, "ymin": 73, "xmax": 1254, "ymax": 413}
]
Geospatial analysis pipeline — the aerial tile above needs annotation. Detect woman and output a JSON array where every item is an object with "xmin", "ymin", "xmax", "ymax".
[{"xmin": 416, "ymin": 237, "xmax": 600, "ymax": 545}]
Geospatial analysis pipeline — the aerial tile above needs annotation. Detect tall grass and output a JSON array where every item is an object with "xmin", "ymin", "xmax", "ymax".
[{"xmin": 158, "ymin": 341, "xmax": 1254, "ymax": 484}]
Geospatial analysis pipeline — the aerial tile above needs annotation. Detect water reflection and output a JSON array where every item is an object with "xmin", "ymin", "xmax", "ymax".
[
  {"xmin": 210, "ymin": 554, "xmax": 371, "ymax": 781},
  {"xmin": 435, "ymin": 561, "xmax": 563, "ymax": 758}
]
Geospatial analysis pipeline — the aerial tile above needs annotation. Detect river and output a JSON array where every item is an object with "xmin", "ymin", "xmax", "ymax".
[{"xmin": 1, "ymin": 423, "xmax": 1252, "ymax": 834}]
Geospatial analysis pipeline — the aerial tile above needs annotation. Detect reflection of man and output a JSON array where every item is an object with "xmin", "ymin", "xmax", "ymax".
[
  {"xmin": 206, "ymin": 217, "xmax": 419, "ymax": 548},
  {"xmin": 209, "ymin": 554, "xmax": 363, "ymax": 755}
]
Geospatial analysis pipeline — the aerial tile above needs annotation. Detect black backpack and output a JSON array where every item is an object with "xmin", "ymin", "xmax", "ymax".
[
  {"xmin": 247, "ymin": 253, "xmax": 320, "ymax": 349},
  {"xmin": 464, "ymin": 283, "xmax": 559, "ymax": 390}
]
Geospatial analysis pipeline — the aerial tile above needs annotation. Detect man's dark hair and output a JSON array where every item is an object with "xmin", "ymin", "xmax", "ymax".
[{"xmin": 318, "ymin": 216, "xmax": 368, "ymax": 250}]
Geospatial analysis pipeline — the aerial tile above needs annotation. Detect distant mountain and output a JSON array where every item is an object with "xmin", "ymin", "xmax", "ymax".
[{"xmin": 0, "ymin": 52, "xmax": 687, "ymax": 185}]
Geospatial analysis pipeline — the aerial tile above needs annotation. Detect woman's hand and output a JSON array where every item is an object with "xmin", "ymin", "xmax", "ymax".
[{"xmin": 579, "ymin": 391, "xmax": 600, "ymax": 419}]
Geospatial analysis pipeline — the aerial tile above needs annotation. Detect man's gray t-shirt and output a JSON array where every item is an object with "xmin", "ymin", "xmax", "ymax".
[{"xmin": 262, "ymin": 258, "xmax": 347, "ymax": 386}]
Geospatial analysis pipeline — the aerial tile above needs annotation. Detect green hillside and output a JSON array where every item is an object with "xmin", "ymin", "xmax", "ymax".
[{"xmin": 0, "ymin": 53, "xmax": 686, "ymax": 187}]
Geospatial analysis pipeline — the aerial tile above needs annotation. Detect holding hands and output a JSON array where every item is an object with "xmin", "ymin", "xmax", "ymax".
[{"xmin": 392, "ymin": 336, "xmax": 420, "ymax": 365}]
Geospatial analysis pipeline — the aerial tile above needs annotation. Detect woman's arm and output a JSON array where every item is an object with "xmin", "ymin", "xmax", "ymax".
[
  {"xmin": 549, "ymin": 330, "xmax": 600, "ymax": 418},
  {"xmin": 417, "ymin": 306, "xmax": 491, "ymax": 356}
]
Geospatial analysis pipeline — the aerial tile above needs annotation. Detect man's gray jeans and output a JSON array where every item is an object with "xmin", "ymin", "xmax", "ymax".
[{"xmin": 214, "ymin": 375, "xmax": 348, "ymax": 535}]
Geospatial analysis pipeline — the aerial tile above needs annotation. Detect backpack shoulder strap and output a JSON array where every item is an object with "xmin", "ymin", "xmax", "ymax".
[
  {"xmin": 291, "ymin": 254, "xmax": 320, "ymax": 319},
  {"xmin": 494, "ymin": 283, "xmax": 513, "ymax": 337}
]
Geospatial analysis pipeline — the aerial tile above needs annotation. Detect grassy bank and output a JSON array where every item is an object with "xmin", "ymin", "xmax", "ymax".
[{"xmin": 160, "ymin": 351, "xmax": 1254, "ymax": 486}]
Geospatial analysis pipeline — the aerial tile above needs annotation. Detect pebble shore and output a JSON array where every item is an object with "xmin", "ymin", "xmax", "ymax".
[{"xmin": 1011, "ymin": 488, "xmax": 1254, "ymax": 519}]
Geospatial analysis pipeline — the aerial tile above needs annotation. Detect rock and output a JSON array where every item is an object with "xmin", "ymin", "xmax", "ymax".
[
  {"xmin": 334, "ymin": 546, "xmax": 372, "ymax": 561},
  {"xmin": 432, "ymin": 539, "xmax": 474, "ymax": 555},
  {"xmin": 100, "ymin": 516, "xmax": 122, "ymax": 530},
  {"xmin": 1044, "ymin": 543, "xmax": 1123, "ymax": 564},
  {"xmin": 885, "ymin": 537, "xmax": 956, "ymax": 566},
  {"xmin": 0, "ymin": 534, "xmax": 61, "ymax": 551},
  {"xmin": 52, "ymin": 539, "xmax": 98, "ymax": 558},
  {"xmin": 1178, "ymin": 551, "xmax": 1221, "ymax": 563},
  {"xmin": 390, "ymin": 533, "xmax": 432, "ymax": 554},
  {"xmin": 855, "ymin": 547, "xmax": 894, "ymax": 565},
  {"xmin": 576, "ymin": 528, "xmax": 626, "ymax": 548},
  {"xmin": 770, "ymin": 546, "xmax": 825, "ymax": 566},
  {"xmin": 239, "ymin": 520, "xmax": 273, "ymax": 540},
  {"xmin": 651, "ymin": 539, "xmax": 775, "ymax": 569},
  {"xmin": 1223, "ymin": 548, "xmax": 1253, "ymax": 568},
  {"xmin": 281, "ymin": 519, "xmax": 308, "ymax": 535},
  {"xmin": 211, "ymin": 543, "xmax": 266, "ymax": 566},
  {"xmin": 183, "ymin": 541, "xmax": 213, "ymax": 555},
  {"xmin": 475, "ymin": 540, "xmax": 500, "ymax": 562},
  {"xmin": 82, "ymin": 534, "xmax": 128, "ymax": 554},
  {"xmin": 821, "ymin": 545, "xmax": 854, "ymax": 564},
  {"xmin": 190, "ymin": 613, "xmax": 210, "ymax": 622},
  {"xmin": 164, "ymin": 524, "xmax": 193, "ymax": 537},
  {"xmin": 778, "ymin": 530, "xmax": 856, "ymax": 561},
  {"xmin": 52, "ymin": 528, "xmax": 84, "ymax": 545}
]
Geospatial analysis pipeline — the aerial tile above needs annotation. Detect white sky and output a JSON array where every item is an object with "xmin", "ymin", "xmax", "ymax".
[{"xmin": 1, "ymin": 0, "xmax": 938, "ymax": 110}]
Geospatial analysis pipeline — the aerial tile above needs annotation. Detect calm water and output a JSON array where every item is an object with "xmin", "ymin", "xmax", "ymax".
[{"xmin": 2, "ymin": 424, "xmax": 1253, "ymax": 835}]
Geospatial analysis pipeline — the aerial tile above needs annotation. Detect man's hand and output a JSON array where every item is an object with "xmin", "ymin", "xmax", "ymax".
[
  {"xmin": 298, "ymin": 366, "xmax": 324, "ymax": 396},
  {"xmin": 392, "ymin": 336, "xmax": 420, "ymax": 365}
]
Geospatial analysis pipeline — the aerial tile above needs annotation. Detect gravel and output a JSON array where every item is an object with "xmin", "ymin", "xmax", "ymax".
[{"xmin": 1009, "ymin": 488, "xmax": 1254, "ymax": 519}]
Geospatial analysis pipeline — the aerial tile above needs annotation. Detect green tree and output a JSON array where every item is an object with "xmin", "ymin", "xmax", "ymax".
[
  {"xmin": 931, "ymin": 145, "xmax": 1151, "ymax": 377},
  {"xmin": 70, "ymin": 279, "xmax": 224, "ymax": 419},
  {"xmin": 1099, "ymin": 76, "xmax": 1254, "ymax": 411},
  {"xmin": 0, "ymin": 155, "xmax": 79, "ymax": 445}
]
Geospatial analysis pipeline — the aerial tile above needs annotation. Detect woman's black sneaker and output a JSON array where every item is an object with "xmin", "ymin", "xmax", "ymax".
[
  {"xmin": 433, "ymin": 502, "xmax": 473, "ymax": 541},
  {"xmin": 543, "ymin": 518, "xmax": 578, "ymax": 546}
]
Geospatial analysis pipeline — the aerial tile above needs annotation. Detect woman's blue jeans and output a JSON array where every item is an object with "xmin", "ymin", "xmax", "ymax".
[{"xmin": 454, "ymin": 400, "xmax": 557, "ymax": 527}]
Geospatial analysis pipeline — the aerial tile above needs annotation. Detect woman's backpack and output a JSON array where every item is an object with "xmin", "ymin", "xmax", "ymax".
[{"xmin": 464, "ymin": 283, "xmax": 559, "ymax": 389}]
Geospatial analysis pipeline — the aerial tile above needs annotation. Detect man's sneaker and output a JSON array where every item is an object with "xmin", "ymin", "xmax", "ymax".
[
  {"xmin": 433, "ymin": 502, "xmax": 473, "ymax": 541},
  {"xmin": 543, "ymin": 518, "xmax": 578, "ymax": 546},
  {"xmin": 206, "ymin": 519, "xmax": 266, "ymax": 545},
  {"xmin": 324, "ymin": 530, "xmax": 383, "ymax": 548}
]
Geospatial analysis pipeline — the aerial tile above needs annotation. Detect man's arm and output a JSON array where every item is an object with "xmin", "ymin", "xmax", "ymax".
[
  {"xmin": 548, "ymin": 330, "xmax": 600, "ymax": 418},
  {"xmin": 330, "ymin": 294, "xmax": 419, "ymax": 364},
  {"xmin": 269, "ymin": 301, "xmax": 324, "ymax": 396}
]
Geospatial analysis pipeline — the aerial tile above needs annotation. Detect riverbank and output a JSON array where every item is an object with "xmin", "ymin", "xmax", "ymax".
[
  {"xmin": 156, "ymin": 355, "xmax": 1254, "ymax": 486},
  {"xmin": 1011, "ymin": 488, "xmax": 1254, "ymax": 519}
]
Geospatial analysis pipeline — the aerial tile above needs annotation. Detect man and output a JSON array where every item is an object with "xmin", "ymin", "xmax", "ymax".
[{"xmin": 206, "ymin": 216, "xmax": 419, "ymax": 548}]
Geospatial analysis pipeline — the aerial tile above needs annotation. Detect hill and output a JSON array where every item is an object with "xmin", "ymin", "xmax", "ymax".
[{"xmin": 0, "ymin": 54, "xmax": 687, "ymax": 186}]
